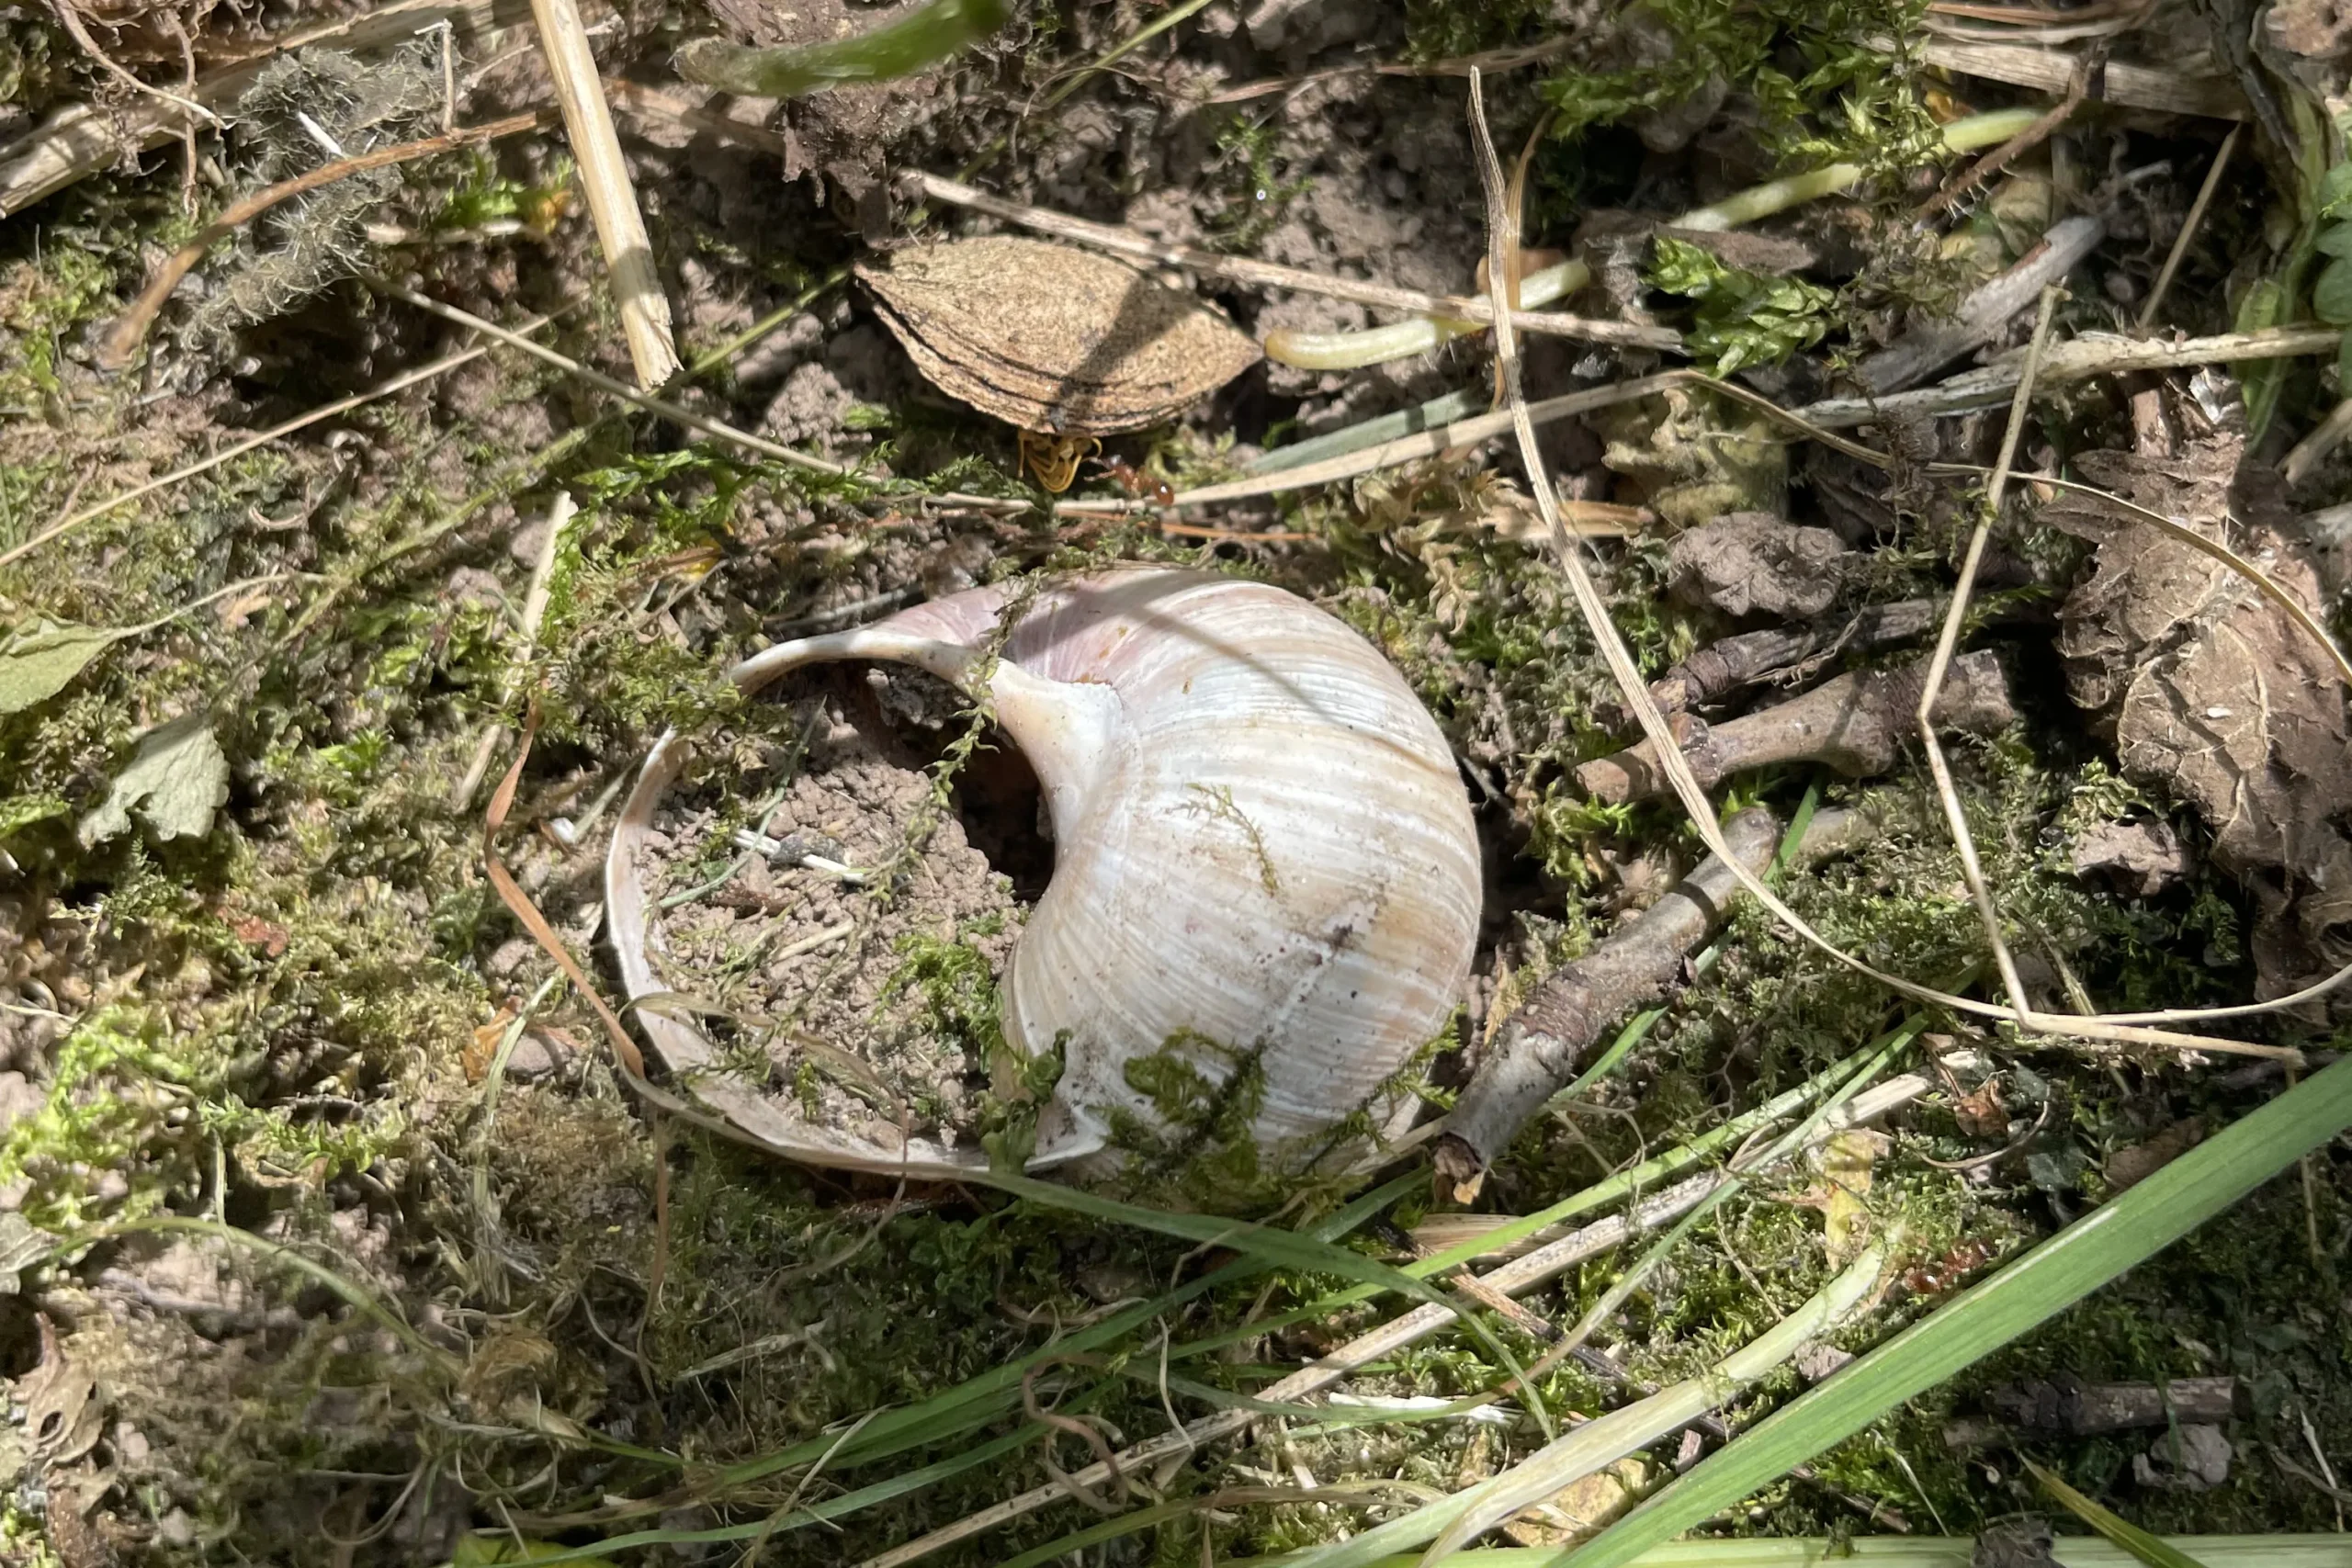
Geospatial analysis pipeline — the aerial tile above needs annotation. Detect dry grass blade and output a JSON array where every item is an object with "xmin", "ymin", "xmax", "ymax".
[
  {"xmin": 526, "ymin": 0, "xmax": 681, "ymax": 388},
  {"xmin": 95, "ymin": 109, "xmax": 553, "ymax": 370},
  {"xmin": 1170, "ymin": 372, "xmax": 1684, "ymax": 506},
  {"xmin": 1, "ymin": 311, "xmax": 555, "ymax": 570},
  {"xmin": 1801, "ymin": 324, "xmax": 2345, "ymax": 426},
  {"xmin": 379, "ymin": 284, "xmax": 846, "ymax": 474},
  {"xmin": 1464, "ymin": 75, "xmax": 2302, "ymax": 1064},
  {"xmin": 2140, "ymin": 125, "xmax": 2238, "ymax": 330},
  {"xmin": 912, "ymin": 173, "xmax": 1681, "ymax": 353},
  {"xmin": 1917, "ymin": 284, "xmax": 2064, "ymax": 1025},
  {"xmin": 1917, "ymin": 38, "xmax": 2250, "ymax": 118}
]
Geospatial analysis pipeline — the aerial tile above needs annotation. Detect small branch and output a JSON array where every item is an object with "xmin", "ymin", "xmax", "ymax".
[
  {"xmin": 1647, "ymin": 599, "xmax": 1947, "ymax": 714},
  {"xmin": 527, "ymin": 0, "xmax": 680, "ymax": 389},
  {"xmin": 1857, "ymin": 216, "xmax": 2103, "ymax": 394},
  {"xmin": 1914, "ymin": 48, "xmax": 2098, "ymax": 219},
  {"xmin": 1797, "ymin": 323, "xmax": 2345, "ymax": 428},
  {"xmin": 1990, "ymin": 1377, "xmax": 2241, "ymax": 1434},
  {"xmin": 2283, "ymin": 394, "xmax": 2352, "ymax": 487},
  {"xmin": 1436, "ymin": 807, "xmax": 1784, "ymax": 1180},
  {"xmin": 2139, "ymin": 124, "xmax": 2237, "ymax": 330},
  {"xmin": 96, "ymin": 108, "xmax": 553, "ymax": 370},
  {"xmin": 1577, "ymin": 650, "xmax": 2017, "ymax": 806},
  {"xmin": 1917, "ymin": 38, "xmax": 2250, "ymax": 119},
  {"xmin": 911, "ymin": 172, "xmax": 1683, "ymax": 353}
]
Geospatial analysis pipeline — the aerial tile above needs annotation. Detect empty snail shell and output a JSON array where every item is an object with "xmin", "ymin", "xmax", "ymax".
[{"xmin": 604, "ymin": 567, "xmax": 1482, "ymax": 1190}]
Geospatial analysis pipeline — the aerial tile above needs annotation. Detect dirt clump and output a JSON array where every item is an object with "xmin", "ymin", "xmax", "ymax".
[{"xmin": 639, "ymin": 671, "xmax": 1024, "ymax": 1152}]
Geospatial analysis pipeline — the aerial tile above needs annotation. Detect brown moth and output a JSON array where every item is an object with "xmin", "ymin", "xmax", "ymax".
[{"xmin": 856, "ymin": 235, "xmax": 1262, "ymax": 438}]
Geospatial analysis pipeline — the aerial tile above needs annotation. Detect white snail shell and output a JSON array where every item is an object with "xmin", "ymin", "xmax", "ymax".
[{"xmin": 604, "ymin": 566, "xmax": 1482, "ymax": 1187}]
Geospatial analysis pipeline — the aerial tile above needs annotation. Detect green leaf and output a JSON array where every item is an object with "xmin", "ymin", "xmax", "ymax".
[
  {"xmin": 0, "ymin": 795, "xmax": 69, "ymax": 838},
  {"xmin": 77, "ymin": 713, "xmax": 230, "ymax": 848},
  {"xmin": 675, "ymin": 0, "xmax": 1010, "ymax": 97},
  {"xmin": 2029, "ymin": 1459, "xmax": 2211, "ymax": 1568},
  {"xmin": 2313, "ymin": 256, "xmax": 2352, "ymax": 325},
  {"xmin": 2321, "ymin": 161, "xmax": 2352, "ymax": 220},
  {"xmin": 1558, "ymin": 1050, "xmax": 2352, "ymax": 1568},
  {"xmin": 2316, "ymin": 220, "xmax": 2352, "ymax": 258},
  {"xmin": 0, "ymin": 620, "xmax": 125, "ymax": 715}
]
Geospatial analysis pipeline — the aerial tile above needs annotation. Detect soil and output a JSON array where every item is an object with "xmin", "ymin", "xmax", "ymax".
[
  {"xmin": 5, "ymin": 0, "xmax": 2352, "ymax": 1563},
  {"xmin": 638, "ymin": 668, "xmax": 1026, "ymax": 1153}
]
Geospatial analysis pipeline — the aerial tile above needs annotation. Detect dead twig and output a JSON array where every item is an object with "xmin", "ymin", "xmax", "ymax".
[
  {"xmin": 1436, "ymin": 808, "xmax": 1781, "ymax": 1179},
  {"xmin": 1914, "ymin": 47, "xmax": 2101, "ymax": 219},
  {"xmin": 1859, "ymin": 216, "xmax": 2104, "ymax": 393},
  {"xmin": 911, "ymin": 172, "xmax": 1683, "ymax": 353},
  {"xmin": 1577, "ymin": 651, "xmax": 2016, "ymax": 805},
  {"xmin": 1917, "ymin": 38, "xmax": 2249, "ymax": 119},
  {"xmin": 1647, "ymin": 599, "xmax": 1950, "ymax": 713},
  {"xmin": 96, "ymin": 108, "xmax": 554, "ymax": 371},
  {"xmin": 1798, "ymin": 323, "xmax": 2344, "ymax": 427},
  {"xmin": 526, "ymin": 0, "xmax": 681, "ymax": 388},
  {"xmin": 2139, "ymin": 124, "xmax": 2238, "ymax": 329}
]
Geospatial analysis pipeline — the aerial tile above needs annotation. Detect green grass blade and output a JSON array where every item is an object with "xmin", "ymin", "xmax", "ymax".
[
  {"xmin": 705, "ymin": 1171, "xmax": 1423, "ymax": 1488},
  {"xmin": 2029, "ymin": 1460, "xmax": 2211, "ymax": 1568},
  {"xmin": 1174, "ymin": 1033, "xmax": 1896, "ymax": 1366},
  {"xmin": 1556, "ymin": 1052, "xmax": 2352, "ymax": 1568},
  {"xmin": 979, "ymin": 1170, "xmax": 1538, "ymax": 1415},
  {"xmin": 1228, "ymin": 1540, "xmax": 2352, "ymax": 1566}
]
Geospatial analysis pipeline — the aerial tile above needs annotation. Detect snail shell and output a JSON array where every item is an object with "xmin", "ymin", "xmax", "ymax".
[{"xmin": 605, "ymin": 567, "xmax": 1482, "ymax": 1187}]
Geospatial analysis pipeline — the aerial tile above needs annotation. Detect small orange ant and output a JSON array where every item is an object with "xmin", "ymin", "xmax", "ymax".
[{"xmin": 1097, "ymin": 456, "xmax": 1175, "ymax": 506}]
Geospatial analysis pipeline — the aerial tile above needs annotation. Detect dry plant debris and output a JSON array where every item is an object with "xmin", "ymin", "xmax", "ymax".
[
  {"xmin": 2046, "ymin": 428, "xmax": 2352, "ymax": 1009},
  {"xmin": 12, "ymin": 0, "xmax": 2352, "ymax": 1560},
  {"xmin": 856, "ymin": 235, "xmax": 1263, "ymax": 435}
]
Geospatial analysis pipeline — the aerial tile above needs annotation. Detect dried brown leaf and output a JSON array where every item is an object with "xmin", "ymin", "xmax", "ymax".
[{"xmin": 2046, "ymin": 431, "xmax": 2352, "ymax": 1009}]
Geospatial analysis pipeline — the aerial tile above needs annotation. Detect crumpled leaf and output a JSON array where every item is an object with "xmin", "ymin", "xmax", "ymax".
[
  {"xmin": 77, "ymin": 712, "xmax": 231, "ymax": 848},
  {"xmin": 1667, "ymin": 512, "xmax": 1848, "ymax": 619},
  {"xmin": 19, "ymin": 1315, "xmax": 103, "ymax": 1469},
  {"xmin": 0, "ymin": 621, "xmax": 125, "ymax": 716},
  {"xmin": 2045, "ymin": 428, "xmax": 2352, "ymax": 1010},
  {"xmin": 0, "ymin": 1213, "xmax": 51, "ymax": 1295},
  {"xmin": 1594, "ymin": 384, "xmax": 1787, "ymax": 530}
]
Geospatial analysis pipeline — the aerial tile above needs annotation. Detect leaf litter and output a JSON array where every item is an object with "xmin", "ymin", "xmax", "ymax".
[
  {"xmin": 2046, "ymin": 424, "xmax": 2352, "ymax": 1009},
  {"xmin": 7, "ymin": 0, "xmax": 2352, "ymax": 1561}
]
